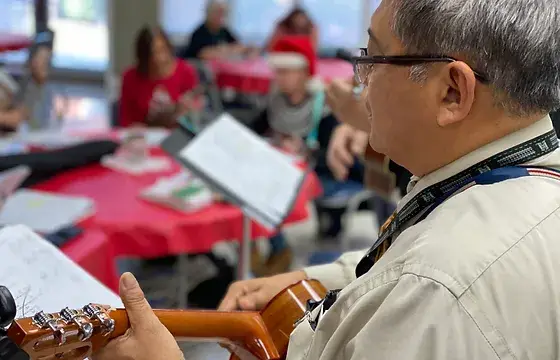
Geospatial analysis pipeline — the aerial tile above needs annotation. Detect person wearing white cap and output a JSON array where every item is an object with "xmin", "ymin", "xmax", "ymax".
[{"xmin": 248, "ymin": 35, "xmax": 341, "ymax": 276}]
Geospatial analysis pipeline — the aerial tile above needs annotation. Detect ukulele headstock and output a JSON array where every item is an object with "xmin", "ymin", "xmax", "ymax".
[{"xmin": 8, "ymin": 304, "xmax": 116, "ymax": 360}]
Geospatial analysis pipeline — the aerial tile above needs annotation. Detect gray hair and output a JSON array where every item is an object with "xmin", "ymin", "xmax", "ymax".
[
  {"xmin": 390, "ymin": 0, "xmax": 560, "ymax": 115},
  {"xmin": 206, "ymin": 0, "xmax": 227, "ymax": 14}
]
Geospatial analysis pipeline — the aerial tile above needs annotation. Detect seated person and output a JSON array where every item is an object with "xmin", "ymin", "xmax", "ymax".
[
  {"xmin": 180, "ymin": 0, "xmax": 254, "ymax": 60},
  {"xmin": 320, "ymin": 78, "xmax": 412, "ymax": 227},
  {"xmin": 24, "ymin": 31, "xmax": 54, "ymax": 129},
  {"xmin": 326, "ymin": 79, "xmax": 412, "ymax": 199},
  {"xmin": 119, "ymin": 26, "xmax": 200, "ymax": 128},
  {"xmin": 266, "ymin": 7, "xmax": 319, "ymax": 51},
  {"xmin": 248, "ymin": 35, "xmax": 333, "ymax": 276},
  {"xmin": 0, "ymin": 69, "xmax": 26, "ymax": 133}
]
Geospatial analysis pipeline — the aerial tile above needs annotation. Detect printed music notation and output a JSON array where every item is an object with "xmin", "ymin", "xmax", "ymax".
[
  {"xmin": 178, "ymin": 114, "xmax": 304, "ymax": 230},
  {"xmin": 0, "ymin": 225, "xmax": 121, "ymax": 318}
]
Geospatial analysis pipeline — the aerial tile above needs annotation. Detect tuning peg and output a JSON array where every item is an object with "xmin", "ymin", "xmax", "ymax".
[{"xmin": 0, "ymin": 286, "xmax": 16, "ymax": 329}]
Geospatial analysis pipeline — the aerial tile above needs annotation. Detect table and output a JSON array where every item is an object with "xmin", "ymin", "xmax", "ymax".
[
  {"xmin": 209, "ymin": 58, "xmax": 354, "ymax": 95},
  {"xmin": 0, "ymin": 33, "xmax": 32, "ymax": 53},
  {"xmin": 34, "ymin": 148, "xmax": 322, "ymax": 291},
  {"xmin": 61, "ymin": 225, "xmax": 120, "ymax": 292}
]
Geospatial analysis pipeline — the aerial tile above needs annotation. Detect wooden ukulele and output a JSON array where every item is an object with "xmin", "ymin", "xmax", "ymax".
[
  {"xmin": 362, "ymin": 144, "xmax": 396, "ymax": 199},
  {"xmin": 7, "ymin": 279, "xmax": 327, "ymax": 360}
]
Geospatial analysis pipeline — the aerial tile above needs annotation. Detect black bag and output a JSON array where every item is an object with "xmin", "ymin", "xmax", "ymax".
[
  {"xmin": 0, "ymin": 140, "xmax": 119, "ymax": 187},
  {"xmin": 187, "ymin": 253, "xmax": 235, "ymax": 309}
]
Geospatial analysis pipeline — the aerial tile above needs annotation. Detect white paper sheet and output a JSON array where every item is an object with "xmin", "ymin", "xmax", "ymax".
[
  {"xmin": 0, "ymin": 225, "xmax": 122, "ymax": 318},
  {"xmin": 179, "ymin": 114, "xmax": 304, "ymax": 229},
  {"xmin": 0, "ymin": 165, "xmax": 31, "ymax": 209},
  {"xmin": 0, "ymin": 189, "xmax": 95, "ymax": 233}
]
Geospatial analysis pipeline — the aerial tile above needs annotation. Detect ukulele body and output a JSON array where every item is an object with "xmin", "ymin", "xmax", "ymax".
[
  {"xmin": 229, "ymin": 279, "xmax": 327, "ymax": 360},
  {"xmin": 363, "ymin": 145, "xmax": 396, "ymax": 199}
]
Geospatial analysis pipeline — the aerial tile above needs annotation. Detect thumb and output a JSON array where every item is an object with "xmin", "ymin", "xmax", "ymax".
[
  {"xmin": 238, "ymin": 290, "xmax": 269, "ymax": 311},
  {"xmin": 119, "ymin": 272, "xmax": 158, "ymax": 329}
]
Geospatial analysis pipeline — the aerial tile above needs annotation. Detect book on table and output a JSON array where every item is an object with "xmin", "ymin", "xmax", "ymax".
[{"xmin": 161, "ymin": 113, "xmax": 305, "ymax": 230}]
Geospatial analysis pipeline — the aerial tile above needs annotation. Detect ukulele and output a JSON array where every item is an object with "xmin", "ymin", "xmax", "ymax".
[
  {"xmin": 361, "ymin": 144, "xmax": 396, "ymax": 199},
  {"xmin": 6, "ymin": 279, "xmax": 327, "ymax": 360}
]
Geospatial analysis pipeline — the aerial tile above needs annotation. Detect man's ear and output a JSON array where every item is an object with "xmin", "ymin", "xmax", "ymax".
[{"xmin": 436, "ymin": 61, "xmax": 476, "ymax": 127}]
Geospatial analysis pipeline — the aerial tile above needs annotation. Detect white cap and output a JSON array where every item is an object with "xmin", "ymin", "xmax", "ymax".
[{"xmin": 268, "ymin": 52, "xmax": 309, "ymax": 70}]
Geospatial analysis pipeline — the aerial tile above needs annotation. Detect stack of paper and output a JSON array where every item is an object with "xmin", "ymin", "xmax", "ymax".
[
  {"xmin": 0, "ymin": 189, "xmax": 95, "ymax": 233},
  {"xmin": 140, "ymin": 172, "xmax": 213, "ymax": 212},
  {"xmin": 0, "ymin": 225, "xmax": 121, "ymax": 317},
  {"xmin": 117, "ymin": 128, "xmax": 171, "ymax": 147}
]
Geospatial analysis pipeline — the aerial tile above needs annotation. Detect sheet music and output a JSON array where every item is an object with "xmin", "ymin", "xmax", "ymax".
[
  {"xmin": 0, "ymin": 225, "xmax": 122, "ymax": 318},
  {"xmin": 179, "ymin": 114, "xmax": 304, "ymax": 229}
]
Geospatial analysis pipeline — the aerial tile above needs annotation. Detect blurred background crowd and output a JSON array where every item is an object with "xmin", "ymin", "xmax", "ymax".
[{"xmin": 2, "ymin": 0, "xmax": 559, "ymax": 317}]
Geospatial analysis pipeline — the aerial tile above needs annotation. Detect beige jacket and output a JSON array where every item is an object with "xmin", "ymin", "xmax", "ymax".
[{"xmin": 294, "ymin": 117, "xmax": 560, "ymax": 360}]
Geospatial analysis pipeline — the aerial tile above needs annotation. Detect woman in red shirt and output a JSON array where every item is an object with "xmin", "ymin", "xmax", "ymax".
[
  {"xmin": 119, "ymin": 26, "xmax": 200, "ymax": 128},
  {"xmin": 266, "ymin": 7, "xmax": 318, "ymax": 51}
]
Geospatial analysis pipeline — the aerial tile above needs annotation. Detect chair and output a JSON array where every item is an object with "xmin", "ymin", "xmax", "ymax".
[{"xmin": 315, "ymin": 184, "xmax": 377, "ymax": 245}]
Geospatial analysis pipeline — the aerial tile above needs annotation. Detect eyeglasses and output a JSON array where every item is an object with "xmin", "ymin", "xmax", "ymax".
[{"xmin": 352, "ymin": 48, "xmax": 489, "ymax": 85}]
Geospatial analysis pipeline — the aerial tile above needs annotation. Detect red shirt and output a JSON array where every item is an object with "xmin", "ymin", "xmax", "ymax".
[{"xmin": 119, "ymin": 60, "xmax": 199, "ymax": 127}]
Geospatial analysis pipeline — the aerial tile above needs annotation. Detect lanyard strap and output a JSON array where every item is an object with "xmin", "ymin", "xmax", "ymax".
[{"xmin": 355, "ymin": 130, "xmax": 559, "ymax": 278}]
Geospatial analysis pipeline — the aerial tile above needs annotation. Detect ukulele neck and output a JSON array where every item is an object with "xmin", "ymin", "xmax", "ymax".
[{"xmin": 109, "ymin": 309, "xmax": 280, "ymax": 359}]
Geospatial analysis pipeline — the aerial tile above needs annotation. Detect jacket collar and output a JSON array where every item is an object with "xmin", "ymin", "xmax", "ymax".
[{"xmin": 398, "ymin": 116, "xmax": 557, "ymax": 211}]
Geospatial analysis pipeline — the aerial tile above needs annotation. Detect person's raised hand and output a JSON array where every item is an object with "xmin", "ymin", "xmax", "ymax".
[
  {"xmin": 218, "ymin": 271, "xmax": 307, "ymax": 312},
  {"xmin": 327, "ymin": 123, "xmax": 369, "ymax": 181},
  {"xmin": 92, "ymin": 273, "xmax": 184, "ymax": 360},
  {"xmin": 175, "ymin": 92, "xmax": 200, "ymax": 117},
  {"xmin": 325, "ymin": 78, "xmax": 370, "ymax": 133}
]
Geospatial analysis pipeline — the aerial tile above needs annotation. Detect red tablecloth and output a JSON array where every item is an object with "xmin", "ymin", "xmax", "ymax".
[
  {"xmin": 35, "ymin": 149, "xmax": 322, "ymax": 260},
  {"xmin": 0, "ymin": 33, "xmax": 32, "ymax": 53},
  {"xmin": 209, "ymin": 58, "xmax": 354, "ymax": 95},
  {"xmin": 61, "ymin": 226, "xmax": 120, "ymax": 292}
]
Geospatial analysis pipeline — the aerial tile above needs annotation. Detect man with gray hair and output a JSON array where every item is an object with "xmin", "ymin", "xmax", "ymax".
[
  {"xmin": 94, "ymin": 1, "xmax": 560, "ymax": 359},
  {"xmin": 180, "ymin": 0, "xmax": 255, "ymax": 60}
]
